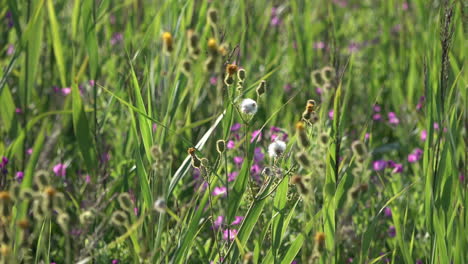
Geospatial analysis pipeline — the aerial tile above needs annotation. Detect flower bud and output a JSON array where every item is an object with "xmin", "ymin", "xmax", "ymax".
[
  {"xmin": 207, "ymin": 8, "xmax": 218, "ymax": 25},
  {"xmin": 256, "ymin": 80, "xmax": 266, "ymax": 97},
  {"xmin": 216, "ymin": 140, "xmax": 226, "ymax": 154},
  {"xmin": 111, "ymin": 211, "xmax": 129, "ymax": 227},
  {"xmin": 118, "ymin": 193, "xmax": 134, "ymax": 212}
]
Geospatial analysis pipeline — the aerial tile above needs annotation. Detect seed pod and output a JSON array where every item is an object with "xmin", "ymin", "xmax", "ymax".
[
  {"xmin": 150, "ymin": 145, "xmax": 162, "ymax": 160},
  {"xmin": 351, "ymin": 140, "xmax": 367, "ymax": 157},
  {"xmin": 218, "ymin": 43, "xmax": 228, "ymax": 56},
  {"xmin": 79, "ymin": 211, "xmax": 94, "ymax": 225},
  {"xmin": 216, "ymin": 140, "xmax": 226, "ymax": 154},
  {"xmin": 181, "ymin": 60, "xmax": 191, "ymax": 76},
  {"xmin": 20, "ymin": 188, "xmax": 34, "ymax": 200},
  {"xmin": 111, "ymin": 211, "xmax": 129, "ymax": 227},
  {"xmin": 311, "ymin": 70, "xmax": 324, "ymax": 87},
  {"xmin": 237, "ymin": 69, "xmax": 246, "ymax": 81},
  {"xmin": 307, "ymin": 99, "xmax": 316, "ymax": 107},
  {"xmin": 32, "ymin": 200, "xmax": 45, "ymax": 220},
  {"xmin": 296, "ymin": 122, "xmax": 310, "ymax": 149},
  {"xmin": 302, "ymin": 110, "xmax": 311, "ymax": 121},
  {"xmin": 162, "ymin": 32, "xmax": 173, "ymax": 54},
  {"xmin": 319, "ymin": 133, "xmax": 329, "ymax": 145},
  {"xmin": 17, "ymin": 219, "xmax": 30, "ymax": 230},
  {"xmin": 204, "ymin": 56, "xmax": 216, "ymax": 72},
  {"xmin": 35, "ymin": 170, "xmax": 49, "ymax": 189},
  {"xmin": 314, "ymin": 232, "xmax": 326, "ymax": 252},
  {"xmin": 290, "ymin": 175, "xmax": 308, "ymax": 195},
  {"xmin": 187, "ymin": 30, "xmax": 199, "ymax": 50},
  {"xmin": 118, "ymin": 193, "xmax": 134, "ymax": 212},
  {"xmin": 0, "ymin": 244, "xmax": 10, "ymax": 257},
  {"xmin": 309, "ymin": 111, "xmax": 319, "ymax": 124},
  {"xmin": 256, "ymin": 80, "xmax": 266, "ymax": 97},
  {"xmin": 191, "ymin": 155, "xmax": 202, "ymax": 168},
  {"xmin": 321, "ymin": 66, "xmax": 335, "ymax": 83},
  {"xmin": 207, "ymin": 8, "xmax": 218, "ymax": 25},
  {"xmin": 53, "ymin": 192, "xmax": 66, "ymax": 213},
  {"xmin": 224, "ymin": 74, "xmax": 235, "ymax": 86},
  {"xmin": 190, "ymin": 48, "xmax": 201, "ymax": 59},
  {"xmin": 57, "ymin": 213, "xmax": 70, "ymax": 232},
  {"xmin": 154, "ymin": 197, "xmax": 167, "ymax": 213},
  {"xmin": 9, "ymin": 184, "xmax": 20, "ymax": 201},
  {"xmin": 262, "ymin": 167, "xmax": 273, "ymax": 177},
  {"xmin": 296, "ymin": 151, "xmax": 311, "ymax": 168}
]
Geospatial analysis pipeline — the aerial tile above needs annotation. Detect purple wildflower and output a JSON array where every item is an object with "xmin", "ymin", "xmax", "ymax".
[
  {"xmin": 16, "ymin": 171, "xmax": 24, "ymax": 183},
  {"xmin": 231, "ymin": 123, "xmax": 241, "ymax": 132},
  {"xmin": 112, "ymin": 260, "xmax": 119, "ymax": 264},
  {"xmin": 283, "ymin": 83, "xmax": 292, "ymax": 93},
  {"xmin": 212, "ymin": 186, "xmax": 227, "ymax": 196},
  {"xmin": 227, "ymin": 140, "xmax": 235, "ymax": 149},
  {"xmin": 254, "ymin": 147, "xmax": 264, "ymax": 162},
  {"xmin": 314, "ymin": 41, "xmax": 326, "ymax": 50},
  {"xmin": 251, "ymin": 130, "xmax": 262, "ymax": 143},
  {"xmin": 328, "ymin": 110, "xmax": 334, "ymax": 120},
  {"xmin": 388, "ymin": 226, "xmax": 396, "ymax": 237},
  {"xmin": 228, "ymin": 171, "xmax": 238, "ymax": 182},
  {"xmin": 210, "ymin": 76, "xmax": 217, "ymax": 85},
  {"xmin": 214, "ymin": 215, "xmax": 224, "ymax": 229},
  {"xmin": 384, "ymin": 207, "xmax": 392, "ymax": 218},
  {"xmin": 388, "ymin": 112, "xmax": 400, "ymax": 125},
  {"xmin": 231, "ymin": 216, "xmax": 244, "ymax": 225},
  {"xmin": 222, "ymin": 228, "xmax": 238, "ymax": 241},
  {"xmin": 233, "ymin": 156, "xmax": 244, "ymax": 166},
  {"xmin": 373, "ymin": 160, "xmax": 386, "ymax": 171},
  {"xmin": 392, "ymin": 163, "xmax": 403, "ymax": 174},
  {"xmin": 53, "ymin": 163, "xmax": 67, "ymax": 177}
]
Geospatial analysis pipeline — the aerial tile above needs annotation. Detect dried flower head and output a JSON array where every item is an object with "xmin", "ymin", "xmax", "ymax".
[
  {"xmin": 216, "ymin": 140, "xmax": 226, "ymax": 154},
  {"xmin": 218, "ymin": 43, "xmax": 229, "ymax": 56},
  {"xmin": 226, "ymin": 64, "xmax": 239, "ymax": 76},
  {"xmin": 154, "ymin": 197, "xmax": 167, "ymax": 213},
  {"xmin": 80, "ymin": 211, "xmax": 94, "ymax": 225},
  {"xmin": 268, "ymin": 140, "xmax": 286, "ymax": 158},
  {"xmin": 44, "ymin": 186, "xmax": 57, "ymax": 198},
  {"xmin": 296, "ymin": 151, "xmax": 311, "ymax": 168},
  {"xmin": 17, "ymin": 219, "xmax": 30, "ymax": 229},
  {"xmin": 237, "ymin": 68, "xmax": 246, "ymax": 81},
  {"xmin": 240, "ymin": 98, "xmax": 258, "ymax": 115},
  {"xmin": 118, "ymin": 193, "xmax": 134, "ymax": 212},
  {"xmin": 256, "ymin": 80, "xmax": 266, "ymax": 97},
  {"xmin": 0, "ymin": 191, "xmax": 11, "ymax": 202},
  {"xmin": 111, "ymin": 211, "xmax": 129, "ymax": 227},
  {"xmin": 314, "ymin": 231, "xmax": 326, "ymax": 251},
  {"xmin": 207, "ymin": 8, "xmax": 218, "ymax": 25},
  {"xmin": 188, "ymin": 147, "xmax": 197, "ymax": 156}
]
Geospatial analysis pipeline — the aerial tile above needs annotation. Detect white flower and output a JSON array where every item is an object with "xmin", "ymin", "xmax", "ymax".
[
  {"xmin": 268, "ymin": 140, "xmax": 286, "ymax": 158},
  {"xmin": 240, "ymin": 98, "xmax": 257, "ymax": 115}
]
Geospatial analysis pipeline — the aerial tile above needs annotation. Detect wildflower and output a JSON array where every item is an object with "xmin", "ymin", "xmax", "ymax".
[
  {"xmin": 53, "ymin": 163, "xmax": 67, "ymax": 177},
  {"xmin": 110, "ymin": 32, "xmax": 123, "ymax": 45},
  {"xmin": 233, "ymin": 156, "xmax": 244, "ymax": 166},
  {"xmin": 226, "ymin": 64, "xmax": 238, "ymax": 76},
  {"xmin": 112, "ymin": 260, "xmax": 119, "ymax": 264},
  {"xmin": 372, "ymin": 113, "xmax": 382, "ymax": 121},
  {"xmin": 408, "ymin": 148, "xmax": 423, "ymax": 163},
  {"xmin": 391, "ymin": 163, "xmax": 403, "ymax": 173},
  {"xmin": 209, "ymin": 76, "xmax": 217, "ymax": 86},
  {"xmin": 388, "ymin": 112, "xmax": 400, "ymax": 125},
  {"xmin": 231, "ymin": 123, "xmax": 241, "ymax": 131},
  {"xmin": 16, "ymin": 171, "xmax": 24, "ymax": 183},
  {"xmin": 231, "ymin": 216, "xmax": 244, "ymax": 225},
  {"xmin": 373, "ymin": 104, "xmax": 381, "ymax": 112},
  {"xmin": 373, "ymin": 160, "xmax": 386, "ymax": 171},
  {"xmin": 207, "ymin": 38, "xmax": 217, "ymax": 54},
  {"xmin": 213, "ymin": 215, "xmax": 224, "ymax": 229},
  {"xmin": 228, "ymin": 171, "xmax": 238, "ymax": 182},
  {"xmin": 314, "ymin": 41, "xmax": 326, "ymax": 50},
  {"xmin": 250, "ymin": 164, "xmax": 262, "ymax": 176},
  {"xmin": 27, "ymin": 148, "xmax": 33, "ymax": 155},
  {"xmin": 251, "ymin": 130, "xmax": 262, "ymax": 143},
  {"xmin": 212, "ymin": 186, "xmax": 227, "ymax": 196},
  {"xmin": 348, "ymin": 42, "xmax": 360, "ymax": 53},
  {"xmin": 240, "ymin": 98, "xmax": 258, "ymax": 115},
  {"xmin": 154, "ymin": 197, "xmax": 167, "ymax": 213},
  {"xmin": 388, "ymin": 226, "xmax": 396, "ymax": 237},
  {"xmin": 328, "ymin": 110, "xmax": 334, "ymax": 120},
  {"xmin": 460, "ymin": 173, "xmax": 465, "ymax": 184},
  {"xmin": 222, "ymin": 228, "xmax": 238, "ymax": 241},
  {"xmin": 227, "ymin": 140, "xmax": 235, "ymax": 149},
  {"xmin": 420, "ymin": 130, "xmax": 427, "ymax": 141},
  {"xmin": 296, "ymin": 121, "xmax": 310, "ymax": 148},
  {"xmin": 384, "ymin": 207, "xmax": 392, "ymax": 218},
  {"xmin": 268, "ymin": 140, "xmax": 286, "ymax": 158},
  {"xmin": 254, "ymin": 147, "xmax": 264, "ymax": 162},
  {"xmin": 314, "ymin": 232, "xmax": 326, "ymax": 251},
  {"xmin": 6, "ymin": 44, "xmax": 14, "ymax": 55},
  {"xmin": 283, "ymin": 83, "xmax": 292, "ymax": 93},
  {"xmin": 162, "ymin": 32, "xmax": 173, "ymax": 54}
]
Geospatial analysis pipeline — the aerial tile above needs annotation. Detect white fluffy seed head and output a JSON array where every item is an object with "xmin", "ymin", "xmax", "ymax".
[
  {"xmin": 268, "ymin": 140, "xmax": 286, "ymax": 158},
  {"xmin": 153, "ymin": 197, "xmax": 167, "ymax": 213},
  {"xmin": 240, "ymin": 98, "xmax": 258, "ymax": 115}
]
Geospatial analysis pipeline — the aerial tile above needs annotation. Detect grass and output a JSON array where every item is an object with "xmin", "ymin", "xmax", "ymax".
[{"xmin": 0, "ymin": 0, "xmax": 466, "ymax": 263}]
